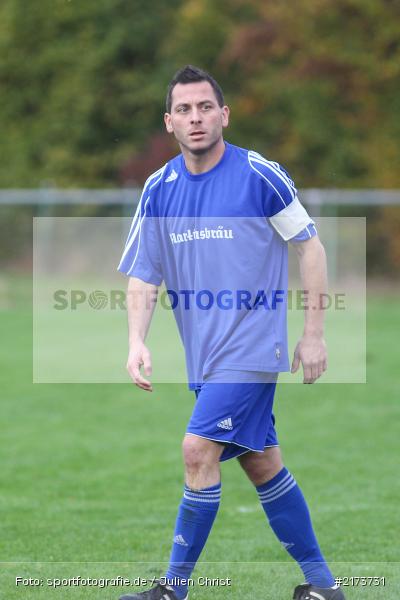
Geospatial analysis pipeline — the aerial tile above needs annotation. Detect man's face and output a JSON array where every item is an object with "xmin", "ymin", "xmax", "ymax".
[{"xmin": 164, "ymin": 81, "xmax": 229, "ymax": 155}]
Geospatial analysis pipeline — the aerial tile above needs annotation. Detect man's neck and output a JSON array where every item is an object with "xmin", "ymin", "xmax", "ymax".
[{"xmin": 182, "ymin": 138, "xmax": 226, "ymax": 175}]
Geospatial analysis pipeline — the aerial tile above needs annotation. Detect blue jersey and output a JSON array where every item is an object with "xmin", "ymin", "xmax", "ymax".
[{"xmin": 118, "ymin": 142, "xmax": 316, "ymax": 388}]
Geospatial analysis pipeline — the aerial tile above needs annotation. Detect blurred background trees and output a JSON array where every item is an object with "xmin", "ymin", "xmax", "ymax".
[
  {"xmin": 1, "ymin": 0, "xmax": 399, "ymax": 188},
  {"xmin": 0, "ymin": 0, "xmax": 399, "ymax": 271}
]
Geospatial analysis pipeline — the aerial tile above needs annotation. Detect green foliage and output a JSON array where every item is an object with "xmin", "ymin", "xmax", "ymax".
[
  {"xmin": 215, "ymin": 0, "xmax": 400, "ymax": 187},
  {"xmin": 0, "ymin": 0, "xmax": 181, "ymax": 186},
  {"xmin": 1, "ymin": 0, "xmax": 399, "ymax": 188}
]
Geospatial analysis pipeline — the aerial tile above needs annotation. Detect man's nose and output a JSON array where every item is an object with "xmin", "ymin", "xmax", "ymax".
[{"xmin": 190, "ymin": 109, "xmax": 202, "ymax": 123}]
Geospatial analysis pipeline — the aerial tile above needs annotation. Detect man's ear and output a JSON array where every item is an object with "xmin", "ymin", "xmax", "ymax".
[
  {"xmin": 164, "ymin": 113, "xmax": 173, "ymax": 133},
  {"xmin": 222, "ymin": 105, "xmax": 230, "ymax": 128}
]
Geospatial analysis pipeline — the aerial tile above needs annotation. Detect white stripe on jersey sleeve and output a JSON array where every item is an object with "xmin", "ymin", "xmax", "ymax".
[
  {"xmin": 248, "ymin": 151, "xmax": 296, "ymax": 201},
  {"xmin": 118, "ymin": 195, "xmax": 151, "ymax": 271},
  {"xmin": 123, "ymin": 194, "xmax": 152, "ymax": 274},
  {"xmin": 269, "ymin": 196, "xmax": 314, "ymax": 241},
  {"xmin": 118, "ymin": 166, "xmax": 166, "ymax": 270},
  {"xmin": 122, "ymin": 165, "xmax": 166, "ymax": 247}
]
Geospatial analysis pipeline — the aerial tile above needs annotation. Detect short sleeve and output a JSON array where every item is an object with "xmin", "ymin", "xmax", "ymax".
[
  {"xmin": 268, "ymin": 197, "xmax": 315, "ymax": 241},
  {"xmin": 248, "ymin": 151, "xmax": 315, "ymax": 241},
  {"xmin": 118, "ymin": 194, "xmax": 163, "ymax": 285}
]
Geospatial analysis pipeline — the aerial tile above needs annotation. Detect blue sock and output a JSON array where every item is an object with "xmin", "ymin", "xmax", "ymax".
[
  {"xmin": 164, "ymin": 482, "xmax": 221, "ymax": 599},
  {"xmin": 256, "ymin": 467, "xmax": 335, "ymax": 588}
]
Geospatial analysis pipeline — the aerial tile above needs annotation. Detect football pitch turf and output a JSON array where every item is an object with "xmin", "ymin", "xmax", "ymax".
[{"xmin": 1, "ymin": 280, "xmax": 399, "ymax": 599}]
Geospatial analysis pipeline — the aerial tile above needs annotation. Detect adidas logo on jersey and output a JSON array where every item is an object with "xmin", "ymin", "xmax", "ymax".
[
  {"xmin": 165, "ymin": 169, "xmax": 178, "ymax": 182},
  {"xmin": 173, "ymin": 534, "xmax": 188, "ymax": 546},
  {"xmin": 217, "ymin": 417, "xmax": 233, "ymax": 431}
]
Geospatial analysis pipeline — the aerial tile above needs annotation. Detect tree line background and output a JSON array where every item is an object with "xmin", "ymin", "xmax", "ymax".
[{"xmin": 0, "ymin": 0, "xmax": 399, "ymax": 273}]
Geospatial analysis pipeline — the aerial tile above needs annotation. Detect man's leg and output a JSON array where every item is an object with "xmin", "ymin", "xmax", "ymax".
[
  {"xmin": 120, "ymin": 434, "xmax": 223, "ymax": 600},
  {"xmin": 238, "ymin": 447, "xmax": 336, "ymax": 588},
  {"xmin": 163, "ymin": 434, "xmax": 224, "ymax": 598}
]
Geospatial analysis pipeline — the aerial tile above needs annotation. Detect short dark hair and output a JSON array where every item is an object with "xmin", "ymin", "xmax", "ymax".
[{"xmin": 166, "ymin": 65, "xmax": 224, "ymax": 113}]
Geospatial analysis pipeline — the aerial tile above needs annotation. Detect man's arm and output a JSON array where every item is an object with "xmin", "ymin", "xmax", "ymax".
[
  {"xmin": 291, "ymin": 236, "xmax": 328, "ymax": 383},
  {"xmin": 126, "ymin": 276, "xmax": 158, "ymax": 392}
]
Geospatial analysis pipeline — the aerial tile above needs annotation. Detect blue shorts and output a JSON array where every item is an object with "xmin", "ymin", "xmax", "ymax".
[{"xmin": 186, "ymin": 371, "xmax": 279, "ymax": 462}]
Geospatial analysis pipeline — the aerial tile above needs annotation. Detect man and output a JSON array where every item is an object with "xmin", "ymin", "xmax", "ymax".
[{"xmin": 118, "ymin": 65, "xmax": 345, "ymax": 600}]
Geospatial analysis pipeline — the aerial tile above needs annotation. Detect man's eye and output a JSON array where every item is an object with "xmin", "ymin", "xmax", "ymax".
[
  {"xmin": 203, "ymin": 105, "xmax": 212, "ymax": 110},
  {"xmin": 177, "ymin": 106, "xmax": 188, "ymax": 113}
]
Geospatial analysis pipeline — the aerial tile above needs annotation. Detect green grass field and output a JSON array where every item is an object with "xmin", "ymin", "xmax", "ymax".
[{"xmin": 1, "ymin": 279, "xmax": 399, "ymax": 598}]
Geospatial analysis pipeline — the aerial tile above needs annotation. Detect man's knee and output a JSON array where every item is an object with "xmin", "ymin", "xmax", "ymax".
[
  {"xmin": 182, "ymin": 434, "xmax": 222, "ymax": 470},
  {"xmin": 238, "ymin": 446, "xmax": 283, "ymax": 485}
]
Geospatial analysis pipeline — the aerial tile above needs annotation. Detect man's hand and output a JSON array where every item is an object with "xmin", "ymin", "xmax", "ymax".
[
  {"xmin": 126, "ymin": 342, "xmax": 153, "ymax": 392},
  {"xmin": 291, "ymin": 334, "xmax": 327, "ymax": 384}
]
